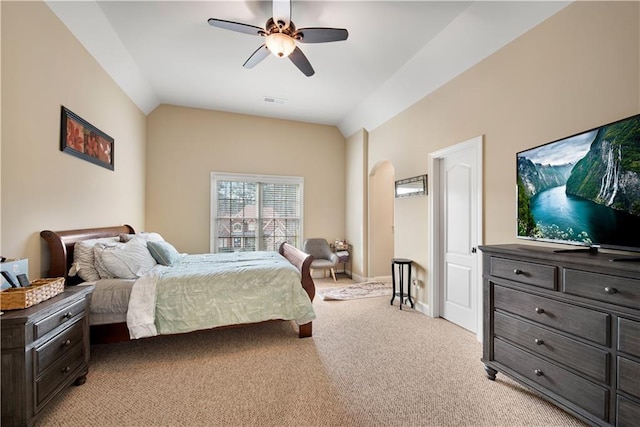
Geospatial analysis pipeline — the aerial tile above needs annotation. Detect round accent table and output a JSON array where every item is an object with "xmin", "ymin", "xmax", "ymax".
[{"xmin": 390, "ymin": 258, "xmax": 414, "ymax": 310}]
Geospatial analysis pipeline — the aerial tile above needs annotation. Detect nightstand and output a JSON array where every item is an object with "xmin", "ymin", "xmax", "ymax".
[
  {"xmin": 1, "ymin": 285, "xmax": 94, "ymax": 427},
  {"xmin": 332, "ymin": 243, "xmax": 352, "ymax": 278}
]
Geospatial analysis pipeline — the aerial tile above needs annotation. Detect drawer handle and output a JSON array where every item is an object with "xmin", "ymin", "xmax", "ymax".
[
  {"xmin": 513, "ymin": 269, "xmax": 523, "ymax": 275},
  {"xmin": 534, "ymin": 369, "xmax": 544, "ymax": 377},
  {"xmin": 62, "ymin": 366, "xmax": 71, "ymax": 374},
  {"xmin": 534, "ymin": 307, "xmax": 545, "ymax": 314},
  {"xmin": 534, "ymin": 338, "xmax": 544, "ymax": 345},
  {"xmin": 62, "ymin": 339, "xmax": 72, "ymax": 347},
  {"xmin": 62, "ymin": 312, "xmax": 73, "ymax": 320},
  {"xmin": 604, "ymin": 287, "xmax": 618, "ymax": 294}
]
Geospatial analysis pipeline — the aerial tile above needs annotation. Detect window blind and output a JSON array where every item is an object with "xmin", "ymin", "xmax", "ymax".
[{"xmin": 211, "ymin": 173, "xmax": 303, "ymax": 253}]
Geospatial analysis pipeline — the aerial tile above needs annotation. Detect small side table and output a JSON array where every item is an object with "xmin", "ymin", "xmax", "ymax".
[
  {"xmin": 390, "ymin": 258, "xmax": 414, "ymax": 310},
  {"xmin": 331, "ymin": 243, "xmax": 352, "ymax": 279}
]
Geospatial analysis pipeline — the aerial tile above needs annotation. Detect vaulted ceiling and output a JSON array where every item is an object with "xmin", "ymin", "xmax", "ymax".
[{"xmin": 46, "ymin": 1, "xmax": 570, "ymax": 137}]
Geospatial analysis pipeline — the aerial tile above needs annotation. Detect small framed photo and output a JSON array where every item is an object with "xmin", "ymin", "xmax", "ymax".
[{"xmin": 60, "ymin": 106, "xmax": 114, "ymax": 170}]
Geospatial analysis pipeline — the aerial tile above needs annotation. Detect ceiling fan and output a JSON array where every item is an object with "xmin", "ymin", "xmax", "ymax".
[{"xmin": 207, "ymin": 0, "xmax": 348, "ymax": 77}]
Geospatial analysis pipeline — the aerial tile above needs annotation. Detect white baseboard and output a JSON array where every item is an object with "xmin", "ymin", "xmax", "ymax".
[{"xmin": 414, "ymin": 300, "xmax": 430, "ymax": 317}]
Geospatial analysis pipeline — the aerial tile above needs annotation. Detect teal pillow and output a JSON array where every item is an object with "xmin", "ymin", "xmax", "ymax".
[{"xmin": 147, "ymin": 241, "xmax": 181, "ymax": 266}]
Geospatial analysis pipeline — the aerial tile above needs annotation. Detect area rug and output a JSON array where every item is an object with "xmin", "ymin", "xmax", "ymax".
[{"xmin": 317, "ymin": 281, "xmax": 392, "ymax": 301}]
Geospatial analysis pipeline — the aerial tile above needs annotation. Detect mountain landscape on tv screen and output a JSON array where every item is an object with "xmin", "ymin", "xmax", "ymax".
[{"xmin": 517, "ymin": 115, "xmax": 640, "ymax": 248}]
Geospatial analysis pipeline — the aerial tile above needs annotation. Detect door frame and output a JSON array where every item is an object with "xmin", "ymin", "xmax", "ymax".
[{"xmin": 427, "ymin": 135, "xmax": 484, "ymax": 341}]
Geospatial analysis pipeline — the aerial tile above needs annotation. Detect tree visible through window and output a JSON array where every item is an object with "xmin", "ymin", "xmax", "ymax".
[{"xmin": 211, "ymin": 173, "xmax": 303, "ymax": 253}]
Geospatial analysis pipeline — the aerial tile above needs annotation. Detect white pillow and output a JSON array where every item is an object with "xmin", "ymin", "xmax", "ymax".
[
  {"xmin": 120, "ymin": 232, "xmax": 164, "ymax": 243},
  {"xmin": 93, "ymin": 242, "xmax": 126, "ymax": 279},
  {"xmin": 70, "ymin": 237, "xmax": 120, "ymax": 282},
  {"xmin": 96, "ymin": 237, "xmax": 157, "ymax": 279}
]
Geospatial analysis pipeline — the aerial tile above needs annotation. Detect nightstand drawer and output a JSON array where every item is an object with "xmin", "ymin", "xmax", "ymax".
[
  {"xmin": 618, "ymin": 318, "xmax": 640, "ymax": 359},
  {"xmin": 494, "ymin": 338, "xmax": 608, "ymax": 420},
  {"xmin": 34, "ymin": 298, "xmax": 85, "ymax": 340},
  {"xmin": 490, "ymin": 257, "xmax": 557, "ymax": 289},
  {"xmin": 494, "ymin": 285, "xmax": 610, "ymax": 345},
  {"xmin": 617, "ymin": 395, "xmax": 640, "ymax": 427},
  {"xmin": 35, "ymin": 343, "xmax": 84, "ymax": 407},
  {"xmin": 35, "ymin": 320, "xmax": 84, "ymax": 376},
  {"xmin": 618, "ymin": 356, "xmax": 640, "ymax": 400},
  {"xmin": 564, "ymin": 269, "xmax": 640, "ymax": 310},
  {"xmin": 494, "ymin": 311, "xmax": 609, "ymax": 383}
]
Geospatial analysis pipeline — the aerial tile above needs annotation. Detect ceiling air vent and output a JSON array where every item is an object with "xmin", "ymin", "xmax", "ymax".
[{"xmin": 263, "ymin": 96, "xmax": 287, "ymax": 105}]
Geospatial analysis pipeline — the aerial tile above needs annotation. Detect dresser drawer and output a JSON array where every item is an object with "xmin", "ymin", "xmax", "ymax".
[
  {"xmin": 490, "ymin": 257, "xmax": 557, "ymax": 290},
  {"xmin": 564, "ymin": 269, "xmax": 640, "ymax": 310},
  {"xmin": 494, "ymin": 311, "xmax": 609, "ymax": 383},
  {"xmin": 35, "ymin": 320, "xmax": 84, "ymax": 376},
  {"xmin": 618, "ymin": 318, "xmax": 640, "ymax": 358},
  {"xmin": 34, "ymin": 298, "xmax": 85, "ymax": 340},
  {"xmin": 494, "ymin": 338, "xmax": 608, "ymax": 420},
  {"xmin": 494, "ymin": 285, "xmax": 610, "ymax": 345},
  {"xmin": 617, "ymin": 395, "xmax": 640, "ymax": 427},
  {"xmin": 35, "ymin": 343, "xmax": 84, "ymax": 408},
  {"xmin": 618, "ymin": 356, "xmax": 640, "ymax": 400}
]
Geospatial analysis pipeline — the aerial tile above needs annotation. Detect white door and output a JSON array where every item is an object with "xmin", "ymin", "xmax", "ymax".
[{"xmin": 429, "ymin": 136, "xmax": 482, "ymax": 337}]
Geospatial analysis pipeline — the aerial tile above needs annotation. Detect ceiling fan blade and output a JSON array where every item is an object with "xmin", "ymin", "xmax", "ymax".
[
  {"xmin": 294, "ymin": 27, "xmax": 348, "ymax": 43},
  {"xmin": 207, "ymin": 18, "xmax": 265, "ymax": 36},
  {"xmin": 243, "ymin": 45, "xmax": 270, "ymax": 69},
  {"xmin": 272, "ymin": 0, "xmax": 291, "ymax": 30},
  {"xmin": 289, "ymin": 46, "xmax": 314, "ymax": 77}
]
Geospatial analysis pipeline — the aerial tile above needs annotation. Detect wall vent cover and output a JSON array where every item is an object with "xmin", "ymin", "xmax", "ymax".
[{"xmin": 263, "ymin": 96, "xmax": 287, "ymax": 105}]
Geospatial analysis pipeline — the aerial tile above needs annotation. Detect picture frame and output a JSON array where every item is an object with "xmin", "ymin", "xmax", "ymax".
[
  {"xmin": 395, "ymin": 174, "xmax": 427, "ymax": 198},
  {"xmin": 60, "ymin": 106, "xmax": 114, "ymax": 170}
]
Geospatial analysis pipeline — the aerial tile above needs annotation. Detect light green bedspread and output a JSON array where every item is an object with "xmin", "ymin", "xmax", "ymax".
[{"xmin": 126, "ymin": 251, "xmax": 316, "ymax": 339}]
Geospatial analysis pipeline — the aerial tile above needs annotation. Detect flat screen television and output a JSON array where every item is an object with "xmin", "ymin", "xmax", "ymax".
[{"xmin": 517, "ymin": 113, "xmax": 640, "ymax": 256}]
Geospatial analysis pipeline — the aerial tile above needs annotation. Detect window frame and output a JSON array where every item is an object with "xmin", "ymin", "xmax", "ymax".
[{"xmin": 210, "ymin": 172, "xmax": 304, "ymax": 253}]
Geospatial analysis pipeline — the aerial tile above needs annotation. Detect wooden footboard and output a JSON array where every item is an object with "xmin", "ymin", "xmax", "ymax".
[{"xmin": 279, "ymin": 242, "xmax": 315, "ymax": 338}]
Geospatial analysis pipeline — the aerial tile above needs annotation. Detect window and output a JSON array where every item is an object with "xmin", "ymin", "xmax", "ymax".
[{"xmin": 211, "ymin": 172, "xmax": 303, "ymax": 253}]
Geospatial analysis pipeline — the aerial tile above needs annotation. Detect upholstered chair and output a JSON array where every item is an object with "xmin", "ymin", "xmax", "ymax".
[{"xmin": 302, "ymin": 238, "xmax": 339, "ymax": 282}]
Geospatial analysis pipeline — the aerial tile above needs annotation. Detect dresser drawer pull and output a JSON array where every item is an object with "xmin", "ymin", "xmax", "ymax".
[
  {"xmin": 534, "ymin": 338, "xmax": 544, "ymax": 345},
  {"xmin": 513, "ymin": 269, "xmax": 523, "ymax": 275},
  {"xmin": 534, "ymin": 307, "xmax": 545, "ymax": 314},
  {"xmin": 62, "ymin": 312, "xmax": 73, "ymax": 320},
  {"xmin": 534, "ymin": 369, "xmax": 544, "ymax": 377},
  {"xmin": 62, "ymin": 366, "xmax": 71, "ymax": 374},
  {"xmin": 604, "ymin": 287, "xmax": 617, "ymax": 294},
  {"xmin": 62, "ymin": 339, "xmax": 72, "ymax": 347}
]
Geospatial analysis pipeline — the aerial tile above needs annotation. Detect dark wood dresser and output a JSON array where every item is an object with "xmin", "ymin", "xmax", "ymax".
[
  {"xmin": 1, "ymin": 285, "xmax": 94, "ymax": 426},
  {"xmin": 480, "ymin": 244, "xmax": 640, "ymax": 427}
]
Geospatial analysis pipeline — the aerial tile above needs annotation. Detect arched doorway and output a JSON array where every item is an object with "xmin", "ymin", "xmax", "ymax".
[{"xmin": 369, "ymin": 161, "xmax": 395, "ymax": 279}]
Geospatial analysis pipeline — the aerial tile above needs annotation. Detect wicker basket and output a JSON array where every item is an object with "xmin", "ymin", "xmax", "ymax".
[{"xmin": 1, "ymin": 277, "xmax": 65, "ymax": 310}]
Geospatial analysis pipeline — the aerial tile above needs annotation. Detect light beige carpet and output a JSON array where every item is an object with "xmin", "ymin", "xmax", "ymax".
[
  {"xmin": 317, "ymin": 281, "xmax": 392, "ymax": 300},
  {"xmin": 35, "ymin": 278, "xmax": 587, "ymax": 427}
]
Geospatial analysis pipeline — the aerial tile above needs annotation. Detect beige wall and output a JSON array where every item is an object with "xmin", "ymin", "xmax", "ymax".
[
  {"xmin": 1, "ymin": 1, "xmax": 147, "ymax": 279},
  {"xmin": 369, "ymin": 161, "xmax": 395, "ymax": 278},
  {"xmin": 360, "ymin": 1, "xmax": 640, "ymax": 304},
  {"xmin": 145, "ymin": 105, "xmax": 346, "ymax": 253},
  {"xmin": 345, "ymin": 129, "xmax": 367, "ymax": 278}
]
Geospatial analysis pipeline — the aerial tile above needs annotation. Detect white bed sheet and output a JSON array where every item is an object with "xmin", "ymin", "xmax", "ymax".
[{"xmin": 79, "ymin": 279, "xmax": 135, "ymax": 325}]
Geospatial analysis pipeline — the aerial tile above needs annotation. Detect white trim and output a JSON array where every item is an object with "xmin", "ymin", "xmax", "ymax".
[
  {"xmin": 210, "ymin": 172, "xmax": 304, "ymax": 253},
  {"xmin": 428, "ymin": 136, "xmax": 484, "ymax": 342}
]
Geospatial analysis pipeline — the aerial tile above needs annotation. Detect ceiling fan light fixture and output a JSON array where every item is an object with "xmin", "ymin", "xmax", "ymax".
[{"xmin": 265, "ymin": 33, "xmax": 296, "ymax": 58}]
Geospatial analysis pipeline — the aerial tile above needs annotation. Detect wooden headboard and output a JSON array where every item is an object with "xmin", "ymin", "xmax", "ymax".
[{"xmin": 40, "ymin": 225, "xmax": 135, "ymax": 285}]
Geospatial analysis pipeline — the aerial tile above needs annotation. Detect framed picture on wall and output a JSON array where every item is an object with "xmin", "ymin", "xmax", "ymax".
[{"xmin": 60, "ymin": 106, "xmax": 114, "ymax": 170}]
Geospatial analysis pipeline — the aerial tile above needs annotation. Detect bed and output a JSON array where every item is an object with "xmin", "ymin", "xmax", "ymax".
[{"xmin": 40, "ymin": 225, "xmax": 316, "ymax": 342}]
